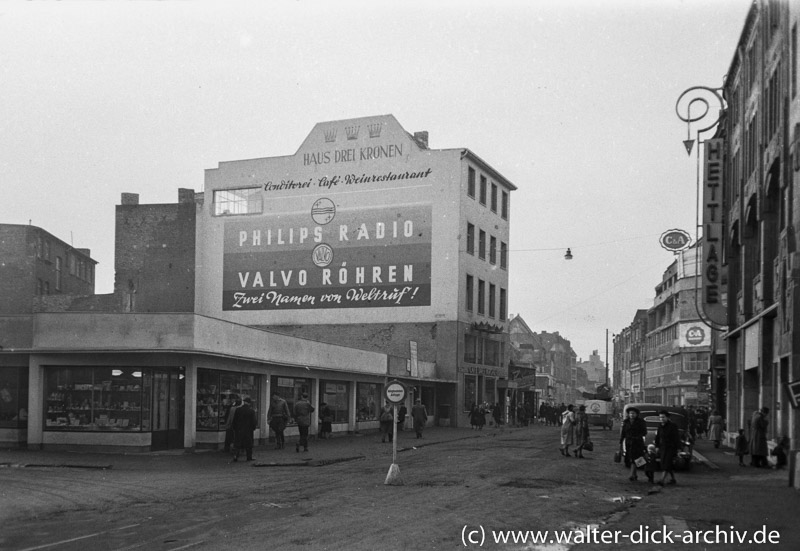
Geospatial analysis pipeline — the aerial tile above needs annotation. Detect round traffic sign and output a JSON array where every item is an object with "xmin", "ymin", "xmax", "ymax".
[{"xmin": 385, "ymin": 380, "xmax": 406, "ymax": 404}]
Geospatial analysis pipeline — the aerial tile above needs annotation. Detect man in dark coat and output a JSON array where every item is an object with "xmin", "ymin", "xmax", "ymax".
[
  {"xmin": 232, "ymin": 397, "xmax": 257, "ymax": 462},
  {"xmin": 749, "ymin": 407, "xmax": 770, "ymax": 467},
  {"xmin": 411, "ymin": 398, "xmax": 428, "ymax": 439},
  {"xmin": 655, "ymin": 410, "xmax": 680, "ymax": 486},
  {"xmin": 293, "ymin": 393, "xmax": 314, "ymax": 453}
]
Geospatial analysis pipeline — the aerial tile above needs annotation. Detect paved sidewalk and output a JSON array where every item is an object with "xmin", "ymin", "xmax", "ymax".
[{"xmin": 0, "ymin": 425, "xmax": 506, "ymax": 471}]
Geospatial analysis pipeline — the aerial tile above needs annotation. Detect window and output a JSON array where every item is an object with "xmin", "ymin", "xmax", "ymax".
[
  {"xmin": 478, "ymin": 279, "xmax": 485, "ymax": 315},
  {"xmin": 55, "ymin": 257, "xmax": 62, "ymax": 291},
  {"xmin": 488, "ymin": 284, "xmax": 496, "ymax": 317},
  {"xmin": 465, "ymin": 274, "xmax": 474, "ymax": 311},
  {"xmin": 464, "ymin": 334, "xmax": 477, "ymax": 363},
  {"xmin": 499, "ymin": 288, "xmax": 507, "ymax": 320},
  {"xmin": 490, "ymin": 183, "xmax": 498, "ymax": 212},
  {"xmin": 45, "ymin": 367, "xmax": 153, "ymax": 431},
  {"xmin": 489, "ymin": 236, "xmax": 497, "ymax": 265},
  {"xmin": 197, "ymin": 369, "xmax": 260, "ymax": 431},
  {"xmin": 321, "ymin": 380, "xmax": 350, "ymax": 423},
  {"xmin": 479, "ymin": 175, "xmax": 487, "ymax": 205},
  {"xmin": 214, "ymin": 188, "xmax": 263, "ymax": 216},
  {"xmin": 484, "ymin": 377, "xmax": 496, "ymax": 406},
  {"xmin": 468, "ymin": 167, "xmax": 476, "ymax": 198},
  {"xmin": 68, "ymin": 254, "xmax": 75, "ymax": 276},
  {"xmin": 466, "ymin": 223, "xmax": 475, "ymax": 255},
  {"xmin": 357, "ymin": 383, "xmax": 382, "ymax": 421},
  {"xmin": 44, "ymin": 240, "xmax": 50, "ymax": 261},
  {"xmin": 500, "ymin": 242, "xmax": 508, "ymax": 269},
  {"xmin": 270, "ymin": 376, "xmax": 311, "ymax": 425},
  {"xmin": 479, "ymin": 230, "xmax": 486, "ymax": 260},
  {"xmin": 0, "ymin": 366, "xmax": 28, "ymax": 428},
  {"xmin": 37, "ymin": 236, "xmax": 43, "ymax": 258},
  {"xmin": 502, "ymin": 191, "xmax": 509, "ymax": 219}
]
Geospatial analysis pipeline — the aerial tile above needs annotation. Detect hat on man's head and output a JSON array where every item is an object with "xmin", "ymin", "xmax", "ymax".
[
  {"xmin": 243, "ymin": 397, "xmax": 252, "ymax": 404},
  {"xmin": 627, "ymin": 407, "xmax": 640, "ymax": 414},
  {"xmin": 302, "ymin": 393, "xmax": 309, "ymax": 399}
]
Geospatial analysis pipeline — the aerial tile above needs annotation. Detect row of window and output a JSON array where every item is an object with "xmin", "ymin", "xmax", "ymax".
[
  {"xmin": 37, "ymin": 236, "xmax": 94, "ymax": 287},
  {"xmin": 644, "ymin": 352, "xmax": 709, "ymax": 383},
  {"xmin": 467, "ymin": 166, "xmax": 509, "ymax": 220},
  {"xmin": 465, "ymin": 275, "xmax": 507, "ymax": 319},
  {"xmin": 466, "ymin": 223, "xmax": 508, "ymax": 268},
  {"xmin": 463, "ymin": 334, "xmax": 505, "ymax": 367}
]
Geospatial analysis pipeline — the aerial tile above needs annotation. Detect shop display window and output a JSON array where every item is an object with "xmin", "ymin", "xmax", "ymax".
[
  {"xmin": 45, "ymin": 367, "xmax": 147, "ymax": 431},
  {"xmin": 484, "ymin": 377, "xmax": 496, "ymax": 407},
  {"xmin": 356, "ymin": 383, "xmax": 381, "ymax": 421},
  {"xmin": 271, "ymin": 376, "xmax": 311, "ymax": 424},
  {"xmin": 0, "ymin": 367, "xmax": 28, "ymax": 428},
  {"xmin": 196, "ymin": 369, "xmax": 260, "ymax": 431},
  {"xmin": 320, "ymin": 381, "xmax": 349, "ymax": 423}
]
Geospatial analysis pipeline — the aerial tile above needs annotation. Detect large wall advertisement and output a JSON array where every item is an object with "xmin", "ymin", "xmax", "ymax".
[
  {"xmin": 222, "ymin": 200, "xmax": 432, "ymax": 311},
  {"xmin": 213, "ymin": 116, "xmax": 442, "ymax": 313}
]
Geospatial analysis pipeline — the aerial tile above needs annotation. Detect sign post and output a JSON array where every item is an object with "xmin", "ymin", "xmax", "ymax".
[{"xmin": 384, "ymin": 379, "xmax": 406, "ymax": 485}]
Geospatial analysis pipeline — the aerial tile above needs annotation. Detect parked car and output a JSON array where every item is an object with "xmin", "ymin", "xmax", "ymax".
[{"xmin": 620, "ymin": 403, "xmax": 693, "ymax": 470}]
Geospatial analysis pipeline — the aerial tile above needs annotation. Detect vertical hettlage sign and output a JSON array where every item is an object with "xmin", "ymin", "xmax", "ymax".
[
  {"xmin": 222, "ymin": 203, "xmax": 432, "ymax": 310},
  {"xmin": 702, "ymin": 139, "xmax": 726, "ymax": 326}
]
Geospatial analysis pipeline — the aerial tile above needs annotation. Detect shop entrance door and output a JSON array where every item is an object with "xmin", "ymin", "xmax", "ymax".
[{"xmin": 150, "ymin": 369, "xmax": 184, "ymax": 451}]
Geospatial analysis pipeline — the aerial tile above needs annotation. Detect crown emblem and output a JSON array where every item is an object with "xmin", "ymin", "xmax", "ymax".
[
  {"xmin": 345, "ymin": 125, "xmax": 360, "ymax": 140},
  {"xmin": 324, "ymin": 129, "xmax": 337, "ymax": 143},
  {"xmin": 368, "ymin": 123, "xmax": 382, "ymax": 138}
]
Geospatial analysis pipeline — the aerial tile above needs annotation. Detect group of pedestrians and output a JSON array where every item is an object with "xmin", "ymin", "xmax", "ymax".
[
  {"xmin": 618, "ymin": 407, "xmax": 680, "ymax": 486},
  {"xmin": 379, "ymin": 399, "xmax": 429, "ymax": 441}
]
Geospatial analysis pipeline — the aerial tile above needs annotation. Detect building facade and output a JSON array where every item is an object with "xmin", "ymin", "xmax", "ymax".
[
  {"xmin": 643, "ymin": 245, "xmax": 716, "ymax": 407},
  {"xmin": 0, "ymin": 224, "xmax": 97, "ymax": 445},
  {"xmin": 612, "ymin": 309, "xmax": 648, "ymax": 404},
  {"xmin": 196, "ymin": 114, "xmax": 515, "ymax": 427},
  {"xmin": 714, "ymin": 0, "xmax": 800, "ymax": 483}
]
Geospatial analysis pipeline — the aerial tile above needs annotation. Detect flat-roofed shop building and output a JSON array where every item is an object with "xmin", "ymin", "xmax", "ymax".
[{"xmin": 3, "ymin": 115, "xmax": 515, "ymax": 452}]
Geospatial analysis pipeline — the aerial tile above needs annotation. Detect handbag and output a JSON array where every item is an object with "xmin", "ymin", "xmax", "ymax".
[
  {"xmin": 583, "ymin": 440, "xmax": 594, "ymax": 452},
  {"xmin": 613, "ymin": 450, "xmax": 621, "ymax": 463}
]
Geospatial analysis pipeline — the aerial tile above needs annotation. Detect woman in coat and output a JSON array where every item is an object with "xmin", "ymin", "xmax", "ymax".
[
  {"xmin": 573, "ymin": 405, "xmax": 590, "ymax": 458},
  {"xmin": 707, "ymin": 410, "xmax": 724, "ymax": 448},
  {"xmin": 559, "ymin": 404, "xmax": 576, "ymax": 457},
  {"xmin": 619, "ymin": 407, "xmax": 647, "ymax": 481}
]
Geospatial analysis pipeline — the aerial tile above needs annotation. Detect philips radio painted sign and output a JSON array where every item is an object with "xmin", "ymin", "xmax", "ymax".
[{"xmin": 222, "ymin": 202, "xmax": 432, "ymax": 310}]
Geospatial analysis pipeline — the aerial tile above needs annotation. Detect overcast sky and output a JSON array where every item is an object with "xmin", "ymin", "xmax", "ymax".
[{"xmin": 0, "ymin": 0, "xmax": 751, "ymax": 362}]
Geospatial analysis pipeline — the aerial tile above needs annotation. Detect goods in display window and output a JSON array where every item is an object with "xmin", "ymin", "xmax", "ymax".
[
  {"xmin": 45, "ymin": 380, "xmax": 144, "ymax": 430},
  {"xmin": 196, "ymin": 369, "xmax": 260, "ymax": 431}
]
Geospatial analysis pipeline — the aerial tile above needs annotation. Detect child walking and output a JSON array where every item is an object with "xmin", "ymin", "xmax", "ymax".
[{"xmin": 734, "ymin": 428, "xmax": 749, "ymax": 466}]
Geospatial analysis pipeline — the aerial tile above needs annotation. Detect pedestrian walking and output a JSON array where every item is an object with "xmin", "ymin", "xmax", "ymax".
[
  {"xmin": 469, "ymin": 403, "xmax": 482, "ymax": 430},
  {"xmin": 396, "ymin": 403, "xmax": 407, "ymax": 432},
  {"xmin": 559, "ymin": 404, "xmax": 575, "ymax": 457},
  {"xmin": 293, "ymin": 393, "xmax": 314, "ymax": 453},
  {"xmin": 379, "ymin": 403, "xmax": 394, "ymax": 443},
  {"xmin": 319, "ymin": 402, "xmax": 333, "ymax": 439},
  {"xmin": 749, "ymin": 407, "xmax": 770, "ymax": 468},
  {"xmin": 573, "ymin": 405, "xmax": 590, "ymax": 458},
  {"xmin": 655, "ymin": 409, "xmax": 680, "ymax": 486},
  {"xmin": 707, "ymin": 409, "xmax": 724, "ymax": 448},
  {"xmin": 619, "ymin": 407, "xmax": 647, "ymax": 481},
  {"xmin": 411, "ymin": 398, "xmax": 428, "ymax": 439},
  {"xmin": 268, "ymin": 393, "xmax": 291, "ymax": 450},
  {"xmin": 231, "ymin": 397, "xmax": 257, "ymax": 462},
  {"xmin": 492, "ymin": 402, "xmax": 503, "ymax": 427},
  {"xmin": 223, "ymin": 397, "xmax": 241, "ymax": 454},
  {"xmin": 643, "ymin": 444, "xmax": 659, "ymax": 484}
]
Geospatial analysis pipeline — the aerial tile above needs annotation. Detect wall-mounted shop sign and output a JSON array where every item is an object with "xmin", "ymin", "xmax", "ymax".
[
  {"xmin": 659, "ymin": 229, "xmax": 692, "ymax": 252},
  {"xmin": 678, "ymin": 322, "xmax": 711, "ymax": 347},
  {"xmin": 702, "ymin": 139, "xmax": 727, "ymax": 327},
  {"xmin": 458, "ymin": 365, "xmax": 500, "ymax": 377}
]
